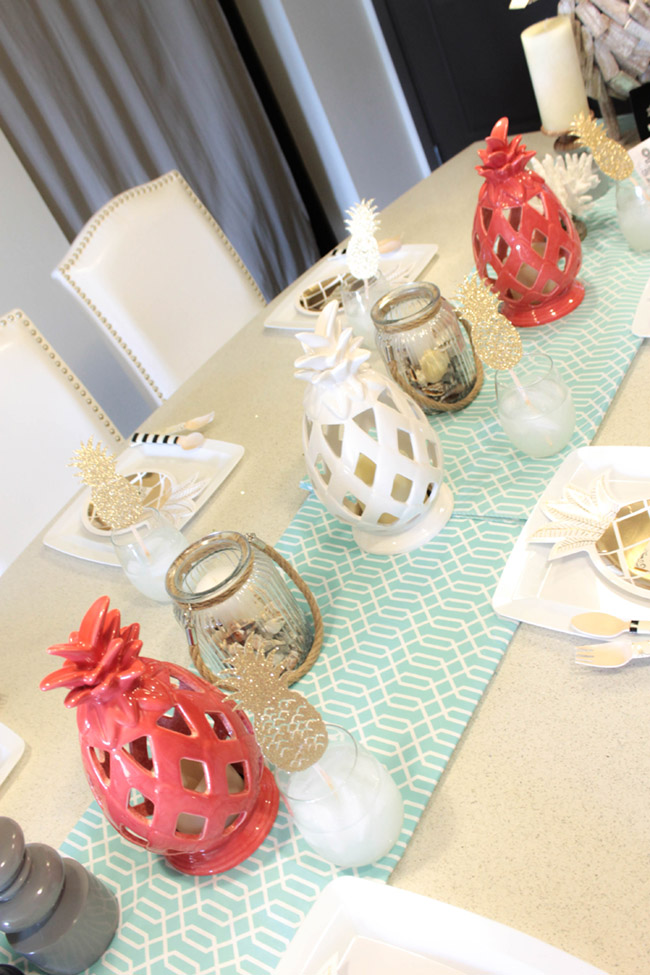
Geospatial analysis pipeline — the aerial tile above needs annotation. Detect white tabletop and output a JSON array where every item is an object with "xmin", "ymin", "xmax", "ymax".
[{"xmin": 2, "ymin": 131, "xmax": 649, "ymax": 975}]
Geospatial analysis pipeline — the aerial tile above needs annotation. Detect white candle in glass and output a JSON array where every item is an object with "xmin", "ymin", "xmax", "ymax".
[
  {"xmin": 521, "ymin": 15, "xmax": 589, "ymax": 134},
  {"xmin": 276, "ymin": 725, "xmax": 404, "ymax": 868}
]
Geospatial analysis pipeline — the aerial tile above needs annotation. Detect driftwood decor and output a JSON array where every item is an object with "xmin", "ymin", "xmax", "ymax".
[{"xmin": 558, "ymin": 0, "xmax": 650, "ymax": 137}]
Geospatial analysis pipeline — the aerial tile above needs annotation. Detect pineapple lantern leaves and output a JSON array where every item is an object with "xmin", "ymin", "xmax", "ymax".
[
  {"xmin": 216, "ymin": 647, "xmax": 328, "ymax": 773},
  {"xmin": 295, "ymin": 299, "xmax": 372, "ymax": 421}
]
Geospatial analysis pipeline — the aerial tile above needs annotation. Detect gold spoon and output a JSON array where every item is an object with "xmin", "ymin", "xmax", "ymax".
[{"xmin": 571, "ymin": 611, "xmax": 650, "ymax": 640}]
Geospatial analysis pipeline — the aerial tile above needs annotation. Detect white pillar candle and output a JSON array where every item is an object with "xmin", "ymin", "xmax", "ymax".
[{"xmin": 521, "ymin": 15, "xmax": 589, "ymax": 134}]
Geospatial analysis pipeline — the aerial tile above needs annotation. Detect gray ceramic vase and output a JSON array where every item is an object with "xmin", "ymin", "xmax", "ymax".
[{"xmin": 0, "ymin": 817, "xmax": 119, "ymax": 974}]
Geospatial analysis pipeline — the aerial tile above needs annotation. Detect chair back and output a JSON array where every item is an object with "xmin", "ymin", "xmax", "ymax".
[
  {"xmin": 0, "ymin": 309, "xmax": 121, "ymax": 573},
  {"xmin": 53, "ymin": 171, "xmax": 266, "ymax": 401}
]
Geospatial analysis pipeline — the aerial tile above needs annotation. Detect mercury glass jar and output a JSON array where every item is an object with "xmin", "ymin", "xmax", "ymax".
[
  {"xmin": 166, "ymin": 531, "xmax": 313, "ymax": 675},
  {"xmin": 371, "ymin": 282, "xmax": 480, "ymax": 412}
]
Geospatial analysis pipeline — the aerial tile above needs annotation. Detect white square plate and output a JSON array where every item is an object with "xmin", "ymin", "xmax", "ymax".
[
  {"xmin": 493, "ymin": 446, "xmax": 650, "ymax": 634},
  {"xmin": 43, "ymin": 437, "xmax": 244, "ymax": 566},
  {"xmin": 264, "ymin": 244, "xmax": 438, "ymax": 330},
  {"xmin": 0, "ymin": 723, "xmax": 25, "ymax": 786},
  {"xmin": 275, "ymin": 878, "xmax": 606, "ymax": 974}
]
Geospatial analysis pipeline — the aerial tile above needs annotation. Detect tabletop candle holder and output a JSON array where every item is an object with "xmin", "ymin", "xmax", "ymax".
[
  {"xmin": 166, "ymin": 530, "xmax": 322, "ymax": 684},
  {"xmin": 371, "ymin": 281, "xmax": 482, "ymax": 413},
  {"xmin": 295, "ymin": 300, "xmax": 453, "ymax": 555},
  {"xmin": 472, "ymin": 117, "xmax": 583, "ymax": 327},
  {"xmin": 40, "ymin": 596, "xmax": 279, "ymax": 876},
  {"xmin": 274, "ymin": 724, "xmax": 404, "ymax": 868}
]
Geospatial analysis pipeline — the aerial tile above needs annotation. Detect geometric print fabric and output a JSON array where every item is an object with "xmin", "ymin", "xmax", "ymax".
[{"xmin": 1, "ymin": 190, "xmax": 646, "ymax": 974}]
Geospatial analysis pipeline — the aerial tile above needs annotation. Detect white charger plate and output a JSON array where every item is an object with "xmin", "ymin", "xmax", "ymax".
[
  {"xmin": 43, "ymin": 437, "xmax": 244, "ymax": 567},
  {"xmin": 0, "ymin": 722, "xmax": 25, "ymax": 786},
  {"xmin": 264, "ymin": 244, "xmax": 438, "ymax": 330},
  {"xmin": 493, "ymin": 446, "xmax": 650, "ymax": 634},
  {"xmin": 275, "ymin": 877, "xmax": 606, "ymax": 974}
]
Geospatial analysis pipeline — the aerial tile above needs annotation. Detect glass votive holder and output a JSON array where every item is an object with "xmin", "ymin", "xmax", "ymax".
[
  {"xmin": 274, "ymin": 724, "xmax": 404, "ymax": 868},
  {"xmin": 340, "ymin": 271, "xmax": 391, "ymax": 343},
  {"xmin": 166, "ymin": 530, "xmax": 314, "ymax": 675},
  {"xmin": 495, "ymin": 351, "xmax": 575, "ymax": 459},
  {"xmin": 371, "ymin": 281, "xmax": 480, "ymax": 412},
  {"xmin": 616, "ymin": 180, "xmax": 650, "ymax": 252},
  {"xmin": 110, "ymin": 508, "xmax": 188, "ymax": 603}
]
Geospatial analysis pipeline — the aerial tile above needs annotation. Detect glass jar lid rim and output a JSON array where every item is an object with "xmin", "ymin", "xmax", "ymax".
[
  {"xmin": 371, "ymin": 281, "xmax": 442, "ymax": 332},
  {"xmin": 165, "ymin": 530, "xmax": 252, "ymax": 605}
]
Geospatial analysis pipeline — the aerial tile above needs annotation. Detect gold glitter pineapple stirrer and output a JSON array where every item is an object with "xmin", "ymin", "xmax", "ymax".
[
  {"xmin": 216, "ymin": 646, "xmax": 328, "ymax": 773},
  {"xmin": 455, "ymin": 276, "xmax": 553, "ymax": 448},
  {"xmin": 569, "ymin": 112, "xmax": 649, "ymax": 201},
  {"xmin": 345, "ymin": 198, "xmax": 381, "ymax": 301},
  {"xmin": 69, "ymin": 438, "xmax": 149, "ymax": 554}
]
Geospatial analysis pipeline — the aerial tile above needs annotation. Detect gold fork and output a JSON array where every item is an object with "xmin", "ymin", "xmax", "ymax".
[{"xmin": 575, "ymin": 640, "xmax": 650, "ymax": 668}]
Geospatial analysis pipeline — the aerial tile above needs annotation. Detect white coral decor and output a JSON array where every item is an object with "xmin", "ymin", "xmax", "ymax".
[
  {"xmin": 531, "ymin": 152, "xmax": 599, "ymax": 218},
  {"xmin": 295, "ymin": 301, "xmax": 453, "ymax": 554}
]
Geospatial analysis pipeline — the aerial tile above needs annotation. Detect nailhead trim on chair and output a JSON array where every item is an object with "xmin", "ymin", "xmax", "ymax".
[
  {"xmin": 55, "ymin": 171, "xmax": 266, "ymax": 402},
  {"xmin": 1, "ymin": 310, "xmax": 122, "ymax": 443}
]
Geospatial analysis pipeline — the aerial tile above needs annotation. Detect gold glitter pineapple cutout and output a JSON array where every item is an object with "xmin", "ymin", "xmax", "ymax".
[
  {"xmin": 217, "ymin": 647, "xmax": 328, "ymax": 772},
  {"xmin": 530, "ymin": 473, "xmax": 650, "ymax": 595},
  {"xmin": 569, "ymin": 113, "xmax": 634, "ymax": 182},
  {"xmin": 70, "ymin": 438, "xmax": 144, "ymax": 530},
  {"xmin": 454, "ymin": 275, "xmax": 522, "ymax": 370}
]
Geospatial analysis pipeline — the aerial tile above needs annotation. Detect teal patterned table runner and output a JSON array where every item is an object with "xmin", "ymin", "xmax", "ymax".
[{"xmin": 2, "ymin": 188, "xmax": 647, "ymax": 975}]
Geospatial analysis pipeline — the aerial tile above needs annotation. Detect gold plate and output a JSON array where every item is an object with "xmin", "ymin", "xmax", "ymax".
[
  {"xmin": 595, "ymin": 499, "xmax": 650, "ymax": 592},
  {"xmin": 82, "ymin": 470, "xmax": 174, "ymax": 535},
  {"xmin": 296, "ymin": 273, "xmax": 358, "ymax": 316}
]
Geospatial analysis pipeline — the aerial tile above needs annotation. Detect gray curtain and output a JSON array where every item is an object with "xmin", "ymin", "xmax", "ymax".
[{"xmin": 0, "ymin": 0, "xmax": 320, "ymax": 299}]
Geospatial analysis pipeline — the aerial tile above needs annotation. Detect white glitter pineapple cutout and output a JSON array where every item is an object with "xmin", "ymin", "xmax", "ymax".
[
  {"xmin": 345, "ymin": 198, "xmax": 380, "ymax": 281},
  {"xmin": 295, "ymin": 301, "xmax": 453, "ymax": 554}
]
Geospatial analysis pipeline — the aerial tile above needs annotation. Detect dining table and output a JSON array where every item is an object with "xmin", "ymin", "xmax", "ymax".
[{"xmin": 2, "ymin": 128, "xmax": 650, "ymax": 975}]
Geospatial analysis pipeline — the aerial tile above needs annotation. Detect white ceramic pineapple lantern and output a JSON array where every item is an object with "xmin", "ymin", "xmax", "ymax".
[{"xmin": 295, "ymin": 301, "xmax": 453, "ymax": 554}]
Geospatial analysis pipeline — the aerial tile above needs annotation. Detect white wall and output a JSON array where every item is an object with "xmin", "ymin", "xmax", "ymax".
[
  {"xmin": 0, "ymin": 127, "xmax": 156, "ymax": 436},
  {"xmin": 240, "ymin": 0, "xmax": 430, "ymax": 239}
]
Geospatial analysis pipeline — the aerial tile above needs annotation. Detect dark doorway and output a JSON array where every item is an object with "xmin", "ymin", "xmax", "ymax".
[{"xmin": 371, "ymin": 0, "xmax": 559, "ymax": 166}]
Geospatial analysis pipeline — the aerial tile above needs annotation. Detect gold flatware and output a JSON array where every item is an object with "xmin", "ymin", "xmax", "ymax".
[
  {"xmin": 570, "ymin": 611, "xmax": 650, "ymax": 639},
  {"xmin": 575, "ymin": 640, "xmax": 650, "ymax": 668}
]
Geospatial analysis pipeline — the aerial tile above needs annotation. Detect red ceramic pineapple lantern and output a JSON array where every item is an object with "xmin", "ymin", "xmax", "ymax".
[
  {"xmin": 40, "ymin": 596, "xmax": 278, "ymax": 875},
  {"xmin": 472, "ymin": 117, "xmax": 584, "ymax": 327}
]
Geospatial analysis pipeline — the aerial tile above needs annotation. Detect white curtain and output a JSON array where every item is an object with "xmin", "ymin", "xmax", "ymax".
[{"xmin": 0, "ymin": 0, "xmax": 320, "ymax": 298}]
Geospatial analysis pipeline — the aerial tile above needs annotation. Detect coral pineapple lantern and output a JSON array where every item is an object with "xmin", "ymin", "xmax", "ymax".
[
  {"xmin": 40, "ymin": 596, "xmax": 278, "ymax": 875},
  {"xmin": 472, "ymin": 117, "xmax": 584, "ymax": 327}
]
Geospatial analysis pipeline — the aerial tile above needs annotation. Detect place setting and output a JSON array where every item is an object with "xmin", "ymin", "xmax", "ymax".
[
  {"xmin": 263, "ymin": 199, "xmax": 438, "ymax": 331},
  {"xmin": 42, "ymin": 413, "xmax": 244, "ymax": 568}
]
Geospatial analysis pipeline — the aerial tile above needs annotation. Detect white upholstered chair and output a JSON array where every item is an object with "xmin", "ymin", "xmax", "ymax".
[
  {"xmin": 52, "ymin": 170, "xmax": 266, "ymax": 402},
  {"xmin": 0, "ymin": 309, "xmax": 122, "ymax": 574}
]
